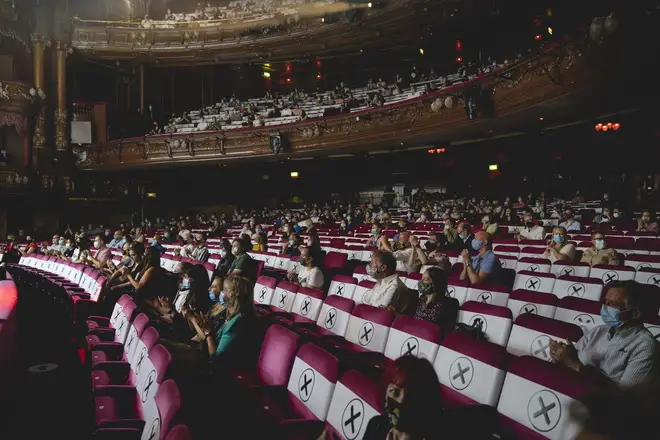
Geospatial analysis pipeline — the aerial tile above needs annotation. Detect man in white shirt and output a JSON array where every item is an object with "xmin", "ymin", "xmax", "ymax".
[
  {"xmin": 559, "ymin": 208, "xmax": 582, "ymax": 232},
  {"xmin": 516, "ymin": 213, "xmax": 545, "ymax": 241},
  {"xmin": 363, "ymin": 250, "xmax": 413, "ymax": 314}
]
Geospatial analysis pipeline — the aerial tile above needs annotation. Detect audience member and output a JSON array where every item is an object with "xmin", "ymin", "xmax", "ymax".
[
  {"xmin": 559, "ymin": 208, "xmax": 582, "ymax": 232},
  {"xmin": 581, "ymin": 231, "xmax": 620, "ymax": 266},
  {"xmin": 636, "ymin": 210, "xmax": 658, "ymax": 232},
  {"xmin": 87, "ymin": 235, "xmax": 112, "ymax": 269},
  {"xmin": 287, "ymin": 246, "xmax": 324, "ymax": 290},
  {"xmin": 414, "ymin": 267, "xmax": 459, "ymax": 328},
  {"xmin": 543, "ymin": 226, "xmax": 576, "ymax": 263},
  {"xmin": 460, "ymin": 231, "xmax": 501, "ymax": 284},
  {"xmin": 516, "ymin": 212, "xmax": 544, "ymax": 241},
  {"xmin": 363, "ymin": 250, "xmax": 413, "ymax": 314}
]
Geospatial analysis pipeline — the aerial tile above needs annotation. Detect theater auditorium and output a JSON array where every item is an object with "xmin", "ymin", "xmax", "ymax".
[{"xmin": 1, "ymin": 1, "xmax": 659, "ymax": 439}]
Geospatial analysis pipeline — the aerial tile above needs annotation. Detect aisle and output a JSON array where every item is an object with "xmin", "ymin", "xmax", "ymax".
[{"xmin": 2, "ymin": 286, "xmax": 91, "ymax": 439}]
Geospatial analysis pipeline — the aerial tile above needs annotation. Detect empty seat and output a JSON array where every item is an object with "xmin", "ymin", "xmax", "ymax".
[
  {"xmin": 553, "ymin": 296, "xmax": 604, "ymax": 332},
  {"xmin": 589, "ymin": 264, "xmax": 636, "ymax": 283},
  {"xmin": 324, "ymin": 370, "xmax": 382, "ymax": 440},
  {"xmin": 550, "ymin": 261, "xmax": 591, "ymax": 278},
  {"xmin": 289, "ymin": 287, "xmax": 326, "ymax": 324},
  {"xmin": 516, "ymin": 257, "xmax": 552, "ymax": 274},
  {"xmin": 446, "ymin": 279, "xmax": 470, "ymax": 305},
  {"xmin": 328, "ymin": 275, "xmax": 358, "ymax": 300},
  {"xmin": 513, "ymin": 271, "xmax": 556, "ymax": 295},
  {"xmin": 383, "ymin": 315, "xmax": 442, "ymax": 362},
  {"xmin": 302, "ymin": 295, "xmax": 355, "ymax": 338},
  {"xmin": 434, "ymin": 331, "xmax": 508, "ymax": 407},
  {"xmin": 506, "ymin": 314, "xmax": 583, "ymax": 363},
  {"xmin": 341, "ymin": 304, "xmax": 394, "ymax": 354},
  {"xmin": 466, "ymin": 283, "xmax": 510, "ymax": 307},
  {"xmin": 352, "ymin": 280, "xmax": 376, "ymax": 306},
  {"xmin": 497, "ymin": 356, "xmax": 598, "ymax": 440},
  {"xmin": 625, "ymin": 254, "xmax": 660, "ymax": 271},
  {"xmin": 552, "ymin": 275, "xmax": 604, "ymax": 302},
  {"xmin": 635, "ymin": 267, "xmax": 660, "ymax": 286},
  {"xmin": 270, "ymin": 281, "xmax": 299, "ymax": 313},
  {"xmin": 254, "ymin": 275, "xmax": 278, "ymax": 306},
  {"xmin": 90, "ymin": 312, "xmax": 150, "ymax": 366},
  {"xmin": 403, "ymin": 272, "xmax": 422, "ymax": 290},
  {"xmin": 507, "ymin": 290, "xmax": 558, "ymax": 320},
  {"xmin": 457, "ymin": 302, "xmax": 513, "ymax": 347}
]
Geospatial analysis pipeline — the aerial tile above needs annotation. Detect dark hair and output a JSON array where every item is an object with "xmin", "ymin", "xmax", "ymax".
[
  {"xmin": 141, "ymin": 246, "xmax": 161, "ymax": 274},
  {"xmin": 382, "ymin": 356, "xmax": 443, "ymax": 437},
  {"xmin": 183, "ymin": 264, "xmax": 212, "ymax": 314},
  {"xmin": 372, "ymin": 249, "xmax": 397, "ymax": 274},
  {"xmin": 426, "ymin": 266, "xmax": 448, "ymax": 305},
  {"xmin": 591, "ymin": 230, "xmax": 606, "ymax": 238},
  {"xmin": 607, "ymin": 280, "xmax": 643, "ymax": 311},
  {"xmin": 95, "ymin": 234, "xmax": 106, "ymax": 244}
]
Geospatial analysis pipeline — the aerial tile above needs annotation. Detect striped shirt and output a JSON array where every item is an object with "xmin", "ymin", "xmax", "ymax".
[
  {"xmin": 576, "ymin": 324, "xmax": 658, "ymax": 387},
  {"xmin": 191, "ymin": 246, "xmax": 210, "ymax": 263}
]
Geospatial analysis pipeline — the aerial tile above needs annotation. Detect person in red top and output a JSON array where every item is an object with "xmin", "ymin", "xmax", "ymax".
[
  {"xmin": 20, "ymin": 236, "xmax": 38, "ymax": 255},
  {"xmin": 87, "ymin": 235, "xmax": 112, "ymax": 269}
]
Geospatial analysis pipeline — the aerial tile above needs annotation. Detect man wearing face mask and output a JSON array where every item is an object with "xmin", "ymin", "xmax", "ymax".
[
  {"xmin": 87, "ymin": 235, "xmax": 112, "ymax": 269},
  {"xmin": 516, "ymin": 212, "xmax": 544, "ymax": 241},
  {"xmin": 460, "ymin": 231, "xmax": 501, "ymax": 284},
  {"xmin": 550, "ymin": 281, "xmax": 658, "ymax": 387},
  {"xmin": 363, "ymin": 250, "xmax": 412, "ymax": 314},
  {"xmin": 108, "ymin": 230, "xmax": 125, "ymax": 249},
  {"xmin": 559, "ymin": 208, "xmax": 582, "ymax": 232},
  {"xmin": 581, "ymin": 231, "xmax": 619, "ymax": 266},
  {"xmin": 454, "ymin": 222, "xmax": 474, "ymax": 251}
]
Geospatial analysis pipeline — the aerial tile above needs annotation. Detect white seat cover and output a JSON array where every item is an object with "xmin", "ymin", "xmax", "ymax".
[
  {"xmin": 292, "ymin": 293, "xmax": 323, "ymax": 322},
  {"xmin": 434, "ymin": 345, "xmax": 506, "ymax": 406},
  {"xmin": 516, "ymin": 260, "xmax": 551, "ymax": 273},
  {"xmin": 507, "ymin": 298, "xmax": 557, "ymax": 321},
  {"xmin": 588, "ymin": 267, "xmax": 636, "ymax": 283},
  {"xmin": 446, "ymin": 283, "xmax": 469, "ymax": 306},
  {"xmin": 253, "ymin": 282, "xmax": 275, "ymax": 305},
  {"xmin": 552, "ymin": 278, "xmax": 603, "ymax": 302},
  {"xmin": 286, "ymin": 357, "xmax": 336, "ymax": 421},
  {"xmin": 316, "ymin": 303, "xmax": 351, "ymax": 337},
  {"xmin": 553, "ymin": 307, "xmax": 603, "ymax": 332},
  {"xmin": 466, "ymin": 288, "xmax": 510, "ymax": 307},
  {"xmin": 383, "ymin": 327, "xmax": 439, "ymax": 362},
  {"xmin": 345, "ymin": 316, "xmax": 390, "ymax": 354},
  {"xmin": 328, "ymin": 280, "xmax": 357, "ymax": 300},
  {"xmin": 457, "ymin": 310, "xmax": 512, "ymax": 347},
  {"xmin": 506, "ymin": 326, "xmax": 569, "ymax": 363},
  {"xmin": 326, "ymin": 380, "xmax": 379, "ymax": 440},
  {"xmin": 513, "ymin": 273, "xmax": 556, "ymax": 294},
  {"xmin": 550, "ymin": 264, "xmax": 591, "ymax": 278},
  {"xmin": 352, "ymin": 284, "xmax": 374, "ymax": 306},
  {"xmin": 271, "ymin": 286, "xmax": 296, "ymax": 312},
  {"xmin": 635, "ymin": 270, "xmax": 660, "ymax": 286},
  {"xmin": 497, "ymin": 373, "xmax": 585, "ymax": 440}
]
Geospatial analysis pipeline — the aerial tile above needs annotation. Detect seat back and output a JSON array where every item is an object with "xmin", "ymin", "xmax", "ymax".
[
  {"xmin": 516, "ymin": 257, "xmax": 552, "ymax": 274},
  {"xmin": 550, "ymin": 261, "xmax": 591, "ymax": 278},
  {"xmin": 270, "ymin": 281, "xmax": 299, "ymax": 313},
  {"xmin": 324, "ymin": 252, "xmax": 348, "ymax": 271},
  {"xmin": 589, "ymin": 265, "xmax": 636, "ymax": 283},
  {"xmin": 316, "ymin": 295, "xmax": 355, "ymax": 337},
  {"xmin": 553, "ymin": 297, "xmax": 604, "ymax": 332},
  {"xmin": 552, "ymin": 275, "xmax": 604, "ymax": 302},
  {"xmin": 507, "ymin": 290, "xmax": 558, "ymax": 321},
  {"xmin": 497, "ymin": 356, "xmax": 598, "ymax": 439},
  {"xmin": 253, "ymin": 275, "xmax": 278, "ymax": 305},
  {"xmin": 446, "ymin": 279, "xmax": 470, "ymax": 305},
  {"xmin": 506, "ymin": 314, "xmax": 583, "ymax": 362},
  {"xmin": 257, "ymin": 324, "xmax": 300, "ymax": 386},
  {"xmin": 403, "ymin": 272, "xmax": 422, "ymax": 290},
  {"xmin": 383, "ymin": 315, "xmax": 441, "ymax": 361},
  {"xmin": 123, "ymin": 313, "xmax": 150, "ymax": 363},
  {"xmin": 130, "ymin": 327, "xmax": 160, "ymax": 379},
  {"xmin": 286, "ymin": 343, "xmax": 340, "ymax": 422},
  {"xmin": 466, "ymin": 283, "xmax": 510, "ymax": 307},
  {"xmin": 114, "ymin": 300, "xmax": 137, "ymax": 345},
  {"xmin": 513, "ymin": 271, "xmax": 556, "ymax": 294},
  {"xmin": 141, "ymin": 379, "xmax": 181, "ymax": 440},
  {"xmin": 290, "ymin": 287, "xmax": 326, "ymax": 324},
  {"xmin": 457, "ymin": 302, "xmax": 513, "ymax": 347},
  {"xmin": 352, "ymin": 265, "xmax": 376, "ymax": 283},
  {"xmin": 352, "ymin": 280, "xmax": 376, "ymax": 306},
  {"xmin": 135, "ymin": 344, "xmax": 172, "ymax": 412},
  {"xmin": 325, "ymin": 370, "xmax": 382, "ymax": 440},
  {"xmin": 344, "ymin": 304, "xmax": 394, "ymax": 354},
  {"xmin": 328, "ymin": 275, "xmax": 358, "ymax": 300},
  {"xmin": 434, "ymin": 332, "xmax": 508, "ymax": 407}
]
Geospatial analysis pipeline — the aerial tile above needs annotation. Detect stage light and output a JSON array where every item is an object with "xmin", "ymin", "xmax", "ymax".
[
  {"xmin": 613, "ymin": 122, "xmax": 621, "ymax": 131},
  {"xmin": 316, "ymin": 73, "xmax": 322, "ymax": 79},
  {"xmin": 455, "ymin": 40, "xmax": 462, "ymax": 51},
  {"xmin": 602, "ymin": 125, "xmax": 609, "ymax": 132},
  {"xmin": 547, "ymin": 27, "xmax": 553, "ymax": 35},
  {"xmin": 146, "ymin": 192, "xmax": 157, "ymax": 198},
  {"xmin": 262, "ymin": 72, "xmax": 271, "ymax": 78},
  {"xmin": 286, "ymin": 78, "xmax": 292, "ymax": 83},
  {"xmin": 456, "ymin": 56, "xmax": 463, "ymax": 63},
  {"xmin": 489, "ymin": 164, "xmax": 498, "ymax": 171},
  {"xmin": 368, "ymin": 2, "xmax": 372, "ymax": 7},
  {"xmin": 419, "ymin": 48, "xmax": 424, "ymax": 55},
  {"xmin": 535, "ymin": 34, "xmax": 542, "ymax": 41},
  {"xmin": 436, "ymin": 148, "xmax": 445, "ymax": 153},
  {"xmin": 595, "ymin": 123, "xmax": 603, "ymax": 131},
  {"xmin": 290, "ymin": 171, "xmax": 299, "ymax": 178}
]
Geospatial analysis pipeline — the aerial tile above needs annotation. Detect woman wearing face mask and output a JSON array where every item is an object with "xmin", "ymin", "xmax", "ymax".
[
  {"xmin": 360, "ymin": 356, "xmax": 443, "ymax": 440},
  {"xmin": 215, "ymin": 239, "xmax": 235, "ymax": 277},
  {"xmin": 190, "ymin": 276, "xmax": 227, "ymax": 344},
  {"xmin": 636, "ymin": 210, "xmax": 658, "ymax": 232},
  {"xmin": 282, "ymin": 232, "xmax": 302, "ymax": 257},
  {"xmin": 414, "ymin": 267, "xmax": 459, "ymax": 328},
  {"xmin": 252, "ymin": 233, "xmax": 266, "ymax": 252},
  {"xmin": 542, "ymin": 226, "xmax": 576, "ymax": 263},
  {"xmin": 367, "ymin": 223, "xmax": 383, "ymax": 248},
  {"xmin": 288, "ymin": 246, "xmax": 324, "ymax": 290},
  {"xmin": 594, "ymin": 207, "xmax": 612, "ymax": 224}
]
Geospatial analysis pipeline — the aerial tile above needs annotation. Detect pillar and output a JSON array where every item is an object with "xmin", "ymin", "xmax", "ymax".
[
  {"xmin": 54, "ymin": 41, "xmax": 69, "ymax": 151},
  {"xmin": 30, "ymin": 34, "xmax": 47, "ymax": 155}
]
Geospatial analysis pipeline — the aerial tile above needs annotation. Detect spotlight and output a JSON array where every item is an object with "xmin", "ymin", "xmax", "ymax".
[{"xmin": 368, "ymin": 2, "xmax": 373, "ymax": 8}]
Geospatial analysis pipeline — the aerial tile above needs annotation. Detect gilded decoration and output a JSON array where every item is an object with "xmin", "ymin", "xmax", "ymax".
[
  {"xmin": 0, "ymin": 80, "xmax": 36, "ymax": 136},
  {"xmin": 33, "ymin": 109, "xmax": 46, "ymax": 147},
  {"xmin": 54, "ymin": 108, "xmax": 69, "ymax": 150}
]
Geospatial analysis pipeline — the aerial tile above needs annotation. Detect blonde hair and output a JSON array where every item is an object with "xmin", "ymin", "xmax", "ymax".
[
  {"xmin": 553, "ymin": 226, "xmax": 568, "ymax": 236},
  {"xmin": 223, "ymin": 275, "xmax": 256, "ymax": 321}
]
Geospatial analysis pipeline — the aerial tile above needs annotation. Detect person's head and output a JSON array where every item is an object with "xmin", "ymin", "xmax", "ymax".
[
  {"xmin": 601, "ymin": 280, "xmax": 644, "ymax": 329},
  {"xmin": 52, "ymin": 234, "xmax": 60, "ymax": 245},
  {"xmin": 129, "ymin": 242, "xmax": 145, "ymax": 260},
  {"xmin": 398, "ymin": 218, "xmax": 408, "ymax": 230},
  {"xmin": 94, "ymin": 235, "xmax": 106, "ymax": 249},
  {"xmin": 223, "ymin": 275, "xmax": 256, "ymax": 319},
  {"xmin": 368, "ymin": 250, "xmax": 397, "ymax": 279},
  {"xmin": 371, "ymin": 223, "xmax": 382, "ymax": 237},
  {"xmin": 552, "ymin": 226, "xmax": 568, "ymax": 245},
  {"xmin": 398, "ymin": 231, "xmax": 411, "ymax": 246},
  {"xmin": 457, "ymin": 222, "xmax": 471, "ymax": 240},
  {"xmin": 288, "ymin": 232, "xmax": 301, "ymax": 248},
  {"xmin": 196, "ymin": 232, "xmax": 206, "ymax": 248},
  {"xmin": 641, "ymin": 210, "xmax": 652, "ymax": 222},
  {"xmin": 182, "ymin": 264, "xmax": 211, "ymax": 313},
  {"xmin": 152, "ymin": 234, "xmax": 161, "ymax": 244},
  {"xmin": 300, "ymin": 246, "xmax": 317, "ymax": 269},
  {"xmin": 602, "ymin": 208, "xmax": 610, "ymax": 218},
  {"xmin": 381, "ymin": 356, "xmax": 443, "ymax": 436},
  {"xmin": 591, "ymin": 230, "xmax": 608, "ymax": 251},
  {"xmin": 232, "ymin": 239, "xmax": 245, "ymax": 257},
  {"xmin": 523, "ymin": 212, "xmax": 535, "ymax": 226},
  {"xmin": 141, "ymin": 246, "xmax": 160, "ymax": 272},
  {"xmin": 208, "ymin": 276, "xmax": 223, "ymax": 303},
  {"xmin": 113, "ymin": 230, "xmax": 123, "ymax": 241},
  {"xmin": 471, "ymin": 230, "xmax": 492, "ymax": 253},
  {"xmin": 563, "ymin": 208, "xmax": 574, "ymax": 221},
  {"xmin": 419, "ymin": 267, "xmax": 448, "ymax": 305}
]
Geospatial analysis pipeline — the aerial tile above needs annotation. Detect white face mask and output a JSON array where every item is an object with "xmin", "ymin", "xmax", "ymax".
[
  {"xmin": 94, "ymin": 241, "xmax": 101, "ymax": 249},
  {"xmin": 231, "ymin": 246, "xmax": 240, "ymax": 257},
  {"xmin": 220, "ymin": 249, "xmax": 227, "ymax": 258}
]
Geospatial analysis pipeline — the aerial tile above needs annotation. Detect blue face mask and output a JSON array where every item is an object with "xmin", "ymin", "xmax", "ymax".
[
  {"xmin": 181, "ymin": 278, "xmax": 190, "ymax": 289},
  {"xmin": 600, "ymin": 305, "xmax": 623, "ymax": 328},
  {"xmin": 471, "ymin": 238, "xmax": 483, "ymax": 251},
  {"xmin": 208, "ymin": 291, "xmax": 216, "ymax": 302},
  {"xmin": 219, "ymin": 291, "xmax": 226, "ymax": 306},
  {"xmin": 553, "ymin": 235, "xmax": 565, "ymax": 244}
]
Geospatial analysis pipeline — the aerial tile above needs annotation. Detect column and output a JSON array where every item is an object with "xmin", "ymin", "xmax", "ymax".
[
  {"xmin": 30, "ymin": 34, "xmax": 47, "ymax": 151},
  {"xmin": 140, "ymin": 64, "xmax": 145, "ymax": 114},
  {"xmin": 54, "ymin": 41, "xmax": 70, "ymax": 151}
]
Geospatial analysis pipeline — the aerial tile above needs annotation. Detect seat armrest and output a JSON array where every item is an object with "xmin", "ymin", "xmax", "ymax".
[
  {"xmin": 92, "ymin": 361, "xmax": 130, "ymax": 380},
  {"xmin": 88, "ymin": 316, "xmax": 111, "ymax": 326},
  {"xmin": 93, "ymin": 384, "xmax": 137, "ymax": 398},
  {"xmin": 90, "ymin": 342, "xmax": 124, "ymax": 358},
  {"xmin": 92, "ymin": 427, "xmax": 142, "ymax": 440},
  {"xmin": 95, "ymin": 419, "xmax": 146, "ymax": 432}
]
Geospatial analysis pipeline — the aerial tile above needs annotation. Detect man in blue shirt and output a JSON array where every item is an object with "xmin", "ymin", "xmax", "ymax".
[{"xmin": 460, "ymin": 231, "xmax": 501, "ymax": 284}]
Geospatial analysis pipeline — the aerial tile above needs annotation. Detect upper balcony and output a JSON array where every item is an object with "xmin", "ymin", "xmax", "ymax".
[{"xmin": 70, "ymin": 0, "xmax": 442, "ymax": 65}]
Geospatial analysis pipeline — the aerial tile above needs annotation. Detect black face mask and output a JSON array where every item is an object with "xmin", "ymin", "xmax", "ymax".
[
  {"xmin": 525, "ymin": 221, "xmax": 534, "ymax": 227},
  {"xmin": 384, "ymin": 397, "xmax": 414, "ymax": 433}
]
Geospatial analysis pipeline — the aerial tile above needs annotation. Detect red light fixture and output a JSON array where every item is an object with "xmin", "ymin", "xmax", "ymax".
[
  {"xmin": 427, "ymin": 149, "xmax": 435, "ymax": 154},
  {"xmin": 602, "ymin": 125, "xmax": 609, "ymax": 132},
  {"xmin": 535, "ymin": 34, "xmax": 542, "ymax": 41},
  {"xmin": 595, "ymin": 123, "xmax": 603, "ymax": 131},
  {"xmin": 456, "ymin": 56, "xmax": 463, "ymax": 63},
  {"xmin": 286, "ymin": 78, "xmax": 292, "ymax": 83},
  {"xmin": 596, "ymin": 122, "xmax": 621, "ymax": 132},
  {"xmin": 455, "ymin": 39, "xmax": 462, "ymax": 51},
  {"xmin": 316, "ymin": 73, "xmax": 322, "ymax": 79},
  {"xmin": 613, "ymin": 122, "xmax": 621, "ymax": 131}
]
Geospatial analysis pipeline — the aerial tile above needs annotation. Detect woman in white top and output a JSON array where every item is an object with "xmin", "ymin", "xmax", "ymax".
[
  {"xmin": 287, "ymin": 246, "xmax": 324, "ymax": 290},
  {"xmin": 542, "ymin": 226, "xmax": 576, "ymax": 263}
]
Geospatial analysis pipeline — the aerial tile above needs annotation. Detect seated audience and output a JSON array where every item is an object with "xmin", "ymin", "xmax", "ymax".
[
  {"xmin": 150, "ymin": 234, "xmax": 166, "ymax": 254},
  {"xmin": 191, "ymin": 232, "xmax": 210, "ymax": 262},
  {"xmin": 367, "ymin": 223, "xmax": 383, "ymax": 248},
  {"xmin": 228, "ymin": 238, "xmax": 256, "ymax": 284},
  {"xmin": 87, "ymin": 235, "xmax": 112, "ymax": 269},
  {"xmin": 581, "ymin": 231, "xmax": 620, "ymax": 266},
  {"xmin": 415, "ymin": 267, "xmax": 459, "ymax": 328},
  {"xmin": 214, "ymin": 239, "xmax": 235, "ymax": 277},
  {"xmin": 559, "ymin": 208, "xmax": 582, "ymax": 232},
  {"xmin": 636, "ymin": 210, "xmax": 658, "ymax": 232},
  {"xmin": 550, "ymin": 281, "xmax": 658, "ymax": 387},
  {"xmin": 108, "ymin": 230, "xmax": 125, "ymax": 249},
  {"xmin": 516, "ymin": 212, "xmax": 545, "ymax": 241},
  {"xmin": 410, "ymin": 235, "xmax": 450, "ymax": 272},
  {"xmin": 543, "ymin": 226, "xmax": 576, "ymax": 262},
  {"xmin": 287, "ymin": 246, "xmax": 324, "ymax": 290},
  {"xmin": 442, "ymin": 217, "xmax": 459, "ymax": 247},
  {"xmin": 455, "ymin": 222, "xmax": 475, "ymax": 251},
  {"xmin": 460, "ymin": 231, "xmax": 501, "ymax": 284},
  {"xmin": 363, "ymin": 250, "xmax": 413, "ymax": 314}
]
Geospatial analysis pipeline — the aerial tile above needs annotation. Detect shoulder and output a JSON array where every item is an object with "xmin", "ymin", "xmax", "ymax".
[{"xmin": 630, "ymin": 327, "xmax": 658, "ymax": 352}]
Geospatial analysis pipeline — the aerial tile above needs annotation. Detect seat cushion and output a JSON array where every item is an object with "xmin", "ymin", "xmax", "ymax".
[
  {"xmin": 227, "ymin": 370, "xmax": 262, "ymax": 389},
  {"xmin": 91, "ymin": 351, "xmax": 108, "ymax": 366},
  {"xmin": 92, "ymin": 371, "xmax": 112, "ymax": 390},
  {"xmin": 94, "ymin": 394, "xmax": 139, "ymax": 427},
  {"xmin": 86, "ymin": 334, "xmax": 102, "ymax": 351}
]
